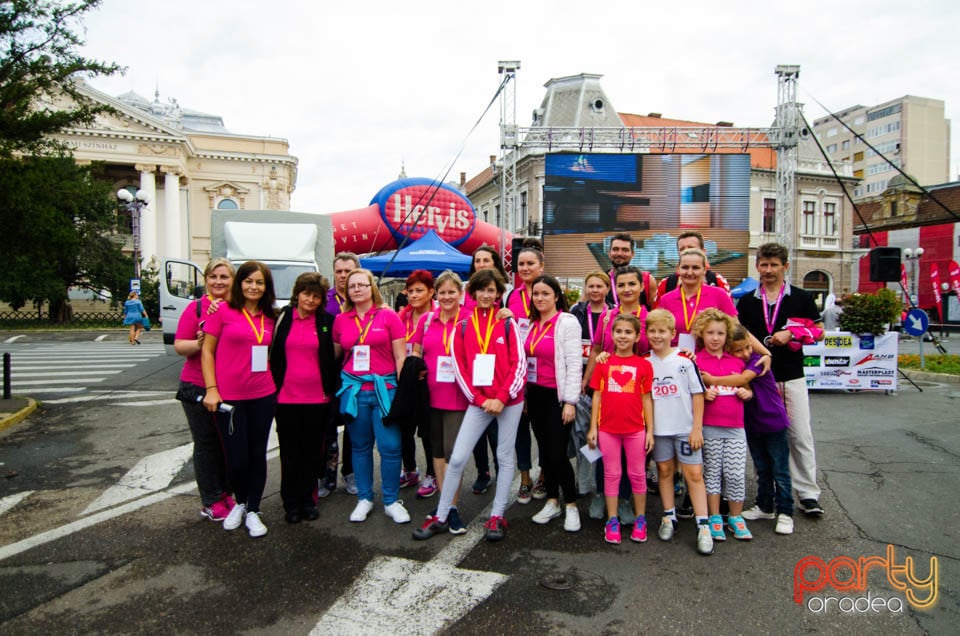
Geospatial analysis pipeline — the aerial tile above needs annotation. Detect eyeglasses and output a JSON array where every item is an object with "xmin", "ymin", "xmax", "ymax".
[{"xmin": 348, "ymin": 283, "xmax": 371, "ymax": 290}]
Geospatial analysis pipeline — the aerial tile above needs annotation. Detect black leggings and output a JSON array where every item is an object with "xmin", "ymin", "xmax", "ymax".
[
  {"xmin": 526, "ymin": 383, "xmax": 576, "ymax": 503},
  {"xmin": 276, "ymin": 402, "xmax": 332, "ymax": 511},
  {"xmin": 216, "ymin": 394, "xmax": 276, "ymax": 513}
]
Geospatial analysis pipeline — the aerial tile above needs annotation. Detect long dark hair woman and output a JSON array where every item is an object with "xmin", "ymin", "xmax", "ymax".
[
  {"xmin": 201, "ymin": 260, "xmax": 278, "ymax": 538},
  {"xmin": 270, "ymin": 272, "xmax": 338, "ymax": 524}
]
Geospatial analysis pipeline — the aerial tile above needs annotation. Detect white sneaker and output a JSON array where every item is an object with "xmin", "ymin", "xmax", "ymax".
[
  {"xmin": 741, "ymin": 505, "xmax": 776, "ymax": 521},
  {"xmin": 345, "ymin": 473, "xmax": 358, "ymax": 496},
  {"xmin": 245, "ymin": 511, "xmax": 268, "ymax": 537},
  {"xmin": 563, "ymin": 505, "xmax": 581, "ymax": 532},
  {"xmin": 696, "ymin": 525, "xmax": 714, "ymax": 555},
  {"xmin": 349, "ymin": 499, "xmax": 374, "ymax": 522},
  {"xmin": 223, "ymin": 502, "xmax": 246, "ymax": 530},
  {"xmin": 532, "ymin": 500, "xmax": 562, "ymax": 524},
  {"xmin": 384, "ymin": 500, "xmax": 411, "ymax": 524},
  {"xmin": 775, "ymin": 513, "xmax": 794, "ymax": 535}
]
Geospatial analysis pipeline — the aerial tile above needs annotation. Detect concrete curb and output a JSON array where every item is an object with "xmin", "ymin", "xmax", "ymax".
[
  {"xmin": 0, "ymin": 397, "xmax": 38, "ymax": 433},
  {"xmin": 900, "ymin": 369, "xmax": 960, "ymax": 384}
]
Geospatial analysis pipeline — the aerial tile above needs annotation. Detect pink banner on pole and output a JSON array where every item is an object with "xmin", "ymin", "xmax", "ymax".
[
  {"xmin": 900, "ymin": 263, "xmax": 909, "ymax": 299},
  {"xmin": 949, "ymin": 260, "xmax": 960, "ymax": 295},
  {"xmin": 931, "ymin": 263, "xmax": 942, "ymax": 320}
]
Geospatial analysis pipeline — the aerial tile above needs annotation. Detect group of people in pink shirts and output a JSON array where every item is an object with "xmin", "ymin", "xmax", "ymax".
[{"xmin": 172, "ymin": 232, "xmax": 826, "ymax": 552}]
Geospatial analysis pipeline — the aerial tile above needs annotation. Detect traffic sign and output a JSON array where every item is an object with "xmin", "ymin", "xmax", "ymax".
[{"xmin": 902, "ymin": 308, "xmax": 929, "ymax": 337}]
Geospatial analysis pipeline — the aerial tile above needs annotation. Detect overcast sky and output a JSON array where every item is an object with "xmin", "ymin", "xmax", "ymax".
[{"xmin": 78, "ymin": 0, "xmax": 958, "ymax": 214}]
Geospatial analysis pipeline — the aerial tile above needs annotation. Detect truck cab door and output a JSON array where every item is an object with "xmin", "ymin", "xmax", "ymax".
[{"xmin": 160, "ymin": 258, "xmax": 204, "ymax": 355}]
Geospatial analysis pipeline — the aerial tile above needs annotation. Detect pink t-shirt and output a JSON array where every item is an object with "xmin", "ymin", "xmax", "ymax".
[
  {"xmin": 592, "ymin": 306, "xmax": 650, "ymax": 355},
  {"xmin": 203, "ymin": 305, "xmax": 276, "ymax": 401},
  {"xmin": 176, "ymin": 296, "xmax": 212, "ymax": 386},
  {"xmin": 506, "ymin": 286, "xmax": 532, "ymax": 320},
  {"xmin": 658, "ymin": 284, "xmax": 737, "ymax": 342},
  {"xmin": 277, "ymin": 311, "xmax": 329, "ymax": 405},
  {"xmin": 526, "ymin": 313, "xmax": 560, "ymax": 389},
  {"xmin": 333, "ymin": 307, "xmax": 404, "ymax": 379},
  {"xmin": 413, "ymin": 308, "xmax": 469, "ymax": 411},
  {"xmin": 696, "ymin": 350, "xmax": 746, "ymax": 429}
]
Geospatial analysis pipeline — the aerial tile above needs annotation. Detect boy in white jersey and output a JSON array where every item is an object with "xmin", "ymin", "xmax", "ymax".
[{"xmin": 644, "ymin": 309, "xmax": 713, "ymax": 556}]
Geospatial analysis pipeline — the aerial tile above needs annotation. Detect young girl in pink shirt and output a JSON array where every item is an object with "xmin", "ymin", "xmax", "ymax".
[{"xmin": 692, "ymin": 308, "xmax": 754, "ymax": 543}]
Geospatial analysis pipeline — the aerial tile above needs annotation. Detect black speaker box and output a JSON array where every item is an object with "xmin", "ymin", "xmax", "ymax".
[{"xmin": 869, "ymin": 247, "xmax": 901, "ymax": 282}]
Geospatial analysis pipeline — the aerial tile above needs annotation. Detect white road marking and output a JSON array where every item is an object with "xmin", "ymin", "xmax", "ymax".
[
  {"xmin": 3, "ymin": 335, "xmax": 25, "ymax": 343},
  {"xmin": 12, "ymin": 378, "xmax": 106, "ymax": 385},
  {"xmin": 115, "ymin": 399, "xmax": 179, "ymax": 407},
  {"xmin": 42, "ymin": 391, "xmax": 171, "ymax": 404},
  {"xmin": 9, "ymin": 364, "xmax": 136, "ymax": 371},
  {"xmin": 94, "ymin": 334, "xmax": 110, "ymax": 342},
  {"xmin": 13, "ymin": 370, "xmax": 124, "ymax": 377},
  {"xmin": 0, "ymin": 491, "xmax": 34, "ymax": 517},
  {"xmin": 11, "ymin": 387, "xmax": 85, "ymax": 394},
  {"xmin": 311, "ymin": 473, "xmax": 520, "ymax": 634},
  {"xmin": 81, "ymin": 443, "xmax": 195, "ymax": 515},
  {"xmin": 0, "ymin": 445, "xmax": 281, "ymax": 563}
]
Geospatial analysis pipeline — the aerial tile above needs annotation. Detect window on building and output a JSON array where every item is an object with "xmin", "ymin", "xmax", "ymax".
[
  {"xmin": 853, "ymin": 187, "xmax": 862, "ymax": 197},
  {"xmin": 826, "ymin": 128, "xmax": 838, "ymax": 138},
  {"xmin": 841, "ymin": 140, "xmax": 850, "ymax": 150},
  {"xmin": 823, "ymin": 202, "xmax": 837, "ymax": 235},
  {"xmin": 217, "ymin": 198, "xmax": 239, "ymax": 210},
  {"xmin": 802, "ymin": 201, "xmax": 816, "ymax": 234},
  {"xmin": 854, "ymin": 151, "xmax": 864, "ymax": 162},
  {"xmin": 890, "ymin": 201, "xmax": 898, "ymax": 217},
  {"xmin": 763, "ymin": 197, "xmax": 776, "ymax": 233},
  {"xmin": 826, "ymin": 143, "xmax": 838, "ymax": 153},
  {"xmin": 520, "ymin": 191, "xmax": 528, "ymax": 233}
]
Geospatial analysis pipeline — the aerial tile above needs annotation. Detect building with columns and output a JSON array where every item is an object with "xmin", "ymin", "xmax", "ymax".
[{"xmin": 51, "ymin": 81, "xmax": 298, "ymax": 268}]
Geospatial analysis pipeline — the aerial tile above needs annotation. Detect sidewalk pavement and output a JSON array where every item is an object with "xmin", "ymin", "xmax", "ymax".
[{"xmin": 0, "ymin": 397, "xmax": 37, "ymax": 434}]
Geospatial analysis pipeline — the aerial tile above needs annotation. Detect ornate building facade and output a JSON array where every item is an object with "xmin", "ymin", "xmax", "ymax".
[{"xmin": 51, "ymin": 82, "xmax": 298, "ymax": 267}]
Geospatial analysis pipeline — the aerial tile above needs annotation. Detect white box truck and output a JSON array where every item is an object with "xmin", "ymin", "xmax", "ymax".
[{"xmin": 159, "ymin": 210, "xmax": 334, "ymax": 352}]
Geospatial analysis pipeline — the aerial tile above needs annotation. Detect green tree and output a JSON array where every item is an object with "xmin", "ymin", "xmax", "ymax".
[
  {"xmin": 0, "ymin": 156, "xmax": 133, "ymax": 321},
  {"xmin": 1, "ymin": 0, "xmax": 122, "ymax": 158}
]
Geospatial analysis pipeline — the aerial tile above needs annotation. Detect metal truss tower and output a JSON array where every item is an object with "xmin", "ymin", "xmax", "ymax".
[
  {"xmin": 773, "ymin": 64, "xmax": 802, "ymax": 281},
  {"xmin": 497, "ymin": 60, "xmax": 520, "ymax": 267}
]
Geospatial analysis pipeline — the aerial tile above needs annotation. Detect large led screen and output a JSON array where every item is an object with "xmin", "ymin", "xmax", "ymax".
[{"xmin": 542, "ymin": 153, "xmax": 751, "ymax": 284}]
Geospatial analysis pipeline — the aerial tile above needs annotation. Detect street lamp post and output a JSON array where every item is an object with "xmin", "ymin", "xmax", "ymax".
[
  {"xmin": 117, "ymin": 189, "xmax": 150, "ymax": 281},
  {"xmin": 903, "ymin": 247, "xmax": 924, "ymax": 307}
]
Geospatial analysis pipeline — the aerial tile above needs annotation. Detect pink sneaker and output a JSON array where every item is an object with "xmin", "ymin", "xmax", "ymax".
[
  {"xmin": 630, "ymin": 517, "xmax": 648, "ymax": 543},
  {"xmin": 201, "ymin": 500, "xmax": 229, "ymax": 521},
  {"xmin": 400, "ymin": 470, "xmax": 420, "ymax": 489},
  {"xmin": 604, "ymin": 517, "xmax": 621, "ymax": 544},
  {"xmin": 416, "ymin": 475, "xmax": 437, "ymax": 499},
  {"xmin": 220, "ymin": 493, "xmax": 236, "ymax": 511}
]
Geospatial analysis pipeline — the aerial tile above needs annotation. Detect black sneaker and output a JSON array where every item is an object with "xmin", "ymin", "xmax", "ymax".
[
  {"xmin": 284, "ymin": 509, "xmax": 302, "ymax": 524},
  {"xmin": 799, "ymin": 499, "xmax": 824, "ymax": 516},
  {"xmin": 412, "ymin": 515, "xmax": 448, "ymax": 540},
  {"xmin": 676, "ymin": 493, "xmax": 694, "ymax": 519},
  {"xmin": 472, "ymin": 471, "xmax": 492, "ymax": 494},
  {"xmin": 301, "ymin": 506, "xmax": 320, "ymax": 521},
  {"xmin": 484, "ymin": 515, "xmax": 508, "ymax": 542},
  {"xmin": 448, "ymin": 507, "xmax": 467, "ymax": 535}
]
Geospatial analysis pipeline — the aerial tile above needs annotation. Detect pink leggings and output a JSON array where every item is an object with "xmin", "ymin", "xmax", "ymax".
[{"xmin": 599, "ymin": 429, "xmax": 647, "ymax": 497}]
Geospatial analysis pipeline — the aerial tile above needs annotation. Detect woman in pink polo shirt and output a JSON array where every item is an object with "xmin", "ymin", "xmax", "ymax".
[
  {"xmin": 173, "ymin": 257, "xmax": 236, "ymax": 523},
  {"xmin": 270, "ymin": 272, "xmax": 338, "ymax": 525},
  {"xmin": 410, "ymin": 270, "xmax": 470, "ymax": 533},
  {"xmin": 503, "ymin": 246, "xmax": 546, "ymax": 503},
  {"xmin": 332, "ymin": 269, "xmax": 408, "ymax": 524},
  {"xmin": 657, "ymin": 248, "xmax": 738, "ymax": 350},
  {"xmin": 201, "ymin": 261, "xmax": 278, "ymax": 538}
]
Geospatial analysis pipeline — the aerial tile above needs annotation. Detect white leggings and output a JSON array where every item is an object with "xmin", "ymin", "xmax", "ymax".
[{"xmin": 437, "ymin": 403, "xmax": 524, "ymax": 521}]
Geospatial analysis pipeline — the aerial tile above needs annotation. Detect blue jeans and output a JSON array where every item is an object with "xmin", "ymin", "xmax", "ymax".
[
  {"xmin": 346, "ymin": 389, "xmax": 400, "ymax": 505},
  {"xmin": 747, "ymin": 428, "xmax": 793, "ymax": 516}
]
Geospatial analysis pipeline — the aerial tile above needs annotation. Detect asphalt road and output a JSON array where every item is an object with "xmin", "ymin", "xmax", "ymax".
[{"xmin": 0, "ymin": 331, "xmax": 956, "ymax": 634}]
